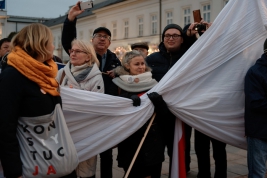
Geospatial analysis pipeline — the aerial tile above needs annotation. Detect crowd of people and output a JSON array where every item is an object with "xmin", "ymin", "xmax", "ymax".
[{"xmin": 0, "ymin": 1, "xmax": 266, "ymax": 178}]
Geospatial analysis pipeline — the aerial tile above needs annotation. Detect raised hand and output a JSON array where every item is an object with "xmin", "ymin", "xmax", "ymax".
[{"xmin": 68, "ymin": 1, "xmax": 85, "ymax": 21}]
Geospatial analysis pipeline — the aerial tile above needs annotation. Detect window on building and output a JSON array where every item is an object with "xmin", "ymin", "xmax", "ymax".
[
  {"xmin": 166, "ymin": 11, "xmax": 173, "ymax": 25},
  {"xmin": 151, "ymin": 14, "xmax": 157, "ymax": 35},
  {"xmin": 88, "ymin": 29, "xmax": 93, "ymax": 40},
  {"xmin": 113, "ymin": 23, "xmax": 117, "ymax": 40},
  {"xmin": 202, "ymin": 4, "xmax": 211, "ymax": 23},
  {"xmin": 124, "ymin": 20, "xmax": 129, "ymax": 38},
  {"xmin": 183, "ymin": 8, "xmax": 191, "ymax": 26},
  {"xmin": 138, "ymin": 17, "xmax": 143, "ymax": 36},
  {"xmin": 58, "ymin": 36, "xmax": 61, "ymax": 48},
  {"xmin": 79, "ymin": 31, "xmax": 83, "ymax": 40}
]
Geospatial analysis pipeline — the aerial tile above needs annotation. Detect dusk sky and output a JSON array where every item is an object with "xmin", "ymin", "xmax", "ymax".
[{"xmin": 6, "ymin": 0, "xmax": 78, "ymax": 18}]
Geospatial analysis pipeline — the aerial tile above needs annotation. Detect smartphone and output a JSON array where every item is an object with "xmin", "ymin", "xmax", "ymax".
[
  {"xmin": 79, "ymin": 1, "xmax": 93, "ymax": 10},
  {"xmin": 193, "ymin": 9, "xmax": 202, "ymax": 23}
]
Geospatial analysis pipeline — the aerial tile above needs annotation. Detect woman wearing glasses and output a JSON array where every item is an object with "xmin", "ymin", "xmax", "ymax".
[{"xmin": 57, "ymin": 39, "xmax": 104, "ymax": 178}]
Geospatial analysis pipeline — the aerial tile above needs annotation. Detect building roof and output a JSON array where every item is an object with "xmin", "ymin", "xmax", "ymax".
[
  {"xmin": 8, "ymin": 15, "xmax": 51, "ymax": 23},
  {"xmin": 43, "ymin": 0, "xmax": 125, "ymax": 27}
]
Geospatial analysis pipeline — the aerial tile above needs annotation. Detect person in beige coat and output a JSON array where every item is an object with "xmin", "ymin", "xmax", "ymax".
[{"xmin": 57, "ymin": 39, "xmax": 104, "ymax": 178}]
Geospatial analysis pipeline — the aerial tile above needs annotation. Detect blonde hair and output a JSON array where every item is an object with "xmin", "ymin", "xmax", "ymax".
[
  {"xmin": 10, "ymin": 23, "xmax": 53, "ymax": 60},
  {"xmin": 71, "ymin": 39, "xmax": 100, "ymax": 67},
  {"xmin": 114, "ymin": 50, "xmax": 151, "ymax": 75}
]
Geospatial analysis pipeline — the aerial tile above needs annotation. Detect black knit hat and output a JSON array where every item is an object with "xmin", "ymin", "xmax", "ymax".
[
  {"xmin": 264, "ymin": 38, "xmax": 267, "ymax": 54},
  {"xmin": 93, "ymin": 27, "xmax": 111, "ymax": 37},
  {"xmin": 162, "ymin": 24, "xmax": 183, "ymax": 41}
]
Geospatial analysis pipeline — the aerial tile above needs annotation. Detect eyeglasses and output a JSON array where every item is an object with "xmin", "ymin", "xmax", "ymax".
[
  {"xmin": 93, "ymin": 34, "xmax": 111, "ymax": 41},
  {"xmin": 69, "ymin": 49, "xmax": 87, "ymax": 55},
  {"xmin": 164, "ymin": 34, "xmax": 182, "ymax": 40}
]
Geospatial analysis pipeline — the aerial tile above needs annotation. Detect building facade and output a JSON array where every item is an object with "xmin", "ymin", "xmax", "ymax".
[
  {"xmin": 43, "ymin": 0, "xmax": 230, "ymax": 62},
  {"xmin": 0, "ymin": 9, "xmax": 51, "ymax": 39}
]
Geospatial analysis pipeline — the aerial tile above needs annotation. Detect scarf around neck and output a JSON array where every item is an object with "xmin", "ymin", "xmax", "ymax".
[
  {"xmin": 70, "ymin": 63, "xmax": 93, "ymax": 82},
  {"xmin": 112, "ymin": 72, "xmax": 158, "ymax": 92},
  {"xmin": 7, "ymin": 46, "xmax": 60, "ymax": 96}
]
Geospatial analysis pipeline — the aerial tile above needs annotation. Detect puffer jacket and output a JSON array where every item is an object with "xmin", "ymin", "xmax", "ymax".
[
  {"xmin": 56, "ymin": 62, "xmax": 104, "ymax": 177},
  {"xmin": 57, "ymin": 62, "xmax": 104, "ymax": 93},
  {"xmin": 244, "ymin": 53, "xmax": 267, "ymax": 140}
]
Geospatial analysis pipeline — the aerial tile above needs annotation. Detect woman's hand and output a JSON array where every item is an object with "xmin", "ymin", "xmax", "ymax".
[{"xmin": 68, "ymin": 1, "xmax": 85, "ymax": 21}]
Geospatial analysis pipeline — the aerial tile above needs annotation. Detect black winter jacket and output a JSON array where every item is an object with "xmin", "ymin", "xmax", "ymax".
[
  {"xmin": 146, "ymin": 24, "xmax": 196, "ymax": 82},
  {"xmin": 108, "ymin": 82, "xmax": 165, "ymax": 168},
  {"xmin": 146, "ymin": 31, "xmax": 196, "ymax": 141},
  {"xmin": 146, "ymin": 42, "xmax": 186, "ymax": 82},
  {"xmin": 61, "ymin": 17, "xmax": 121, "ymax": 92},
  {"xmin": 0, "ymin": 65, "xmax": 62, "ymax": 178},
  {"xmin": 244, "ymin": 53, "xmax": 267, "ymax": 140}
]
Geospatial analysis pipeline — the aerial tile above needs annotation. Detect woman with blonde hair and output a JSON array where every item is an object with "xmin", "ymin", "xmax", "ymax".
[
  {"xmin": 57, "ymin": 39, "xmax": 104, "ymax": 178},
  {"xmin": 108, "ymin": 50, "xmax": 167, "ymax": 178},
  {"xmin": 0, "ymin": 23, "xmax": 78, "ymax": 178}
]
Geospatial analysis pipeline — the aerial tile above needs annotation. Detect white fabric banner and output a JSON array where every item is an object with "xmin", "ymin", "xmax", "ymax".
[{"xmin": 63, "ymin": 0, "xmax": 267, "ymax": 163}]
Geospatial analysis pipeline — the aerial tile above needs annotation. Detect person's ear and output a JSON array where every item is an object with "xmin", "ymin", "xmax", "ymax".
[{"xmin": 125, "ymin": 63, "xmax": 130, "ymax": 70}]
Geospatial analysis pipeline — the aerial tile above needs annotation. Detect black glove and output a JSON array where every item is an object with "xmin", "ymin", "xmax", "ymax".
[
  {"xmin": 130, "ymin": 95, "xmax": 141, "ymax": 107},
  {"xmin": 147, "ymin": 92, "xmax": 164, "ymax": 108}
]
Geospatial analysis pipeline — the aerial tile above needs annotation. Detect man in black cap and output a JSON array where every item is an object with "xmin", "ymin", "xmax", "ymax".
[
  {"xmin": 244, "ymin": 38, "xmax": 267, "ymax": 178},
  {"xmin": 131, "ymin": 42, "xmax": 149, "ymax": 57},
  {"xmin": 146, "ymin": 23, "xmax": 197, "ymax": 177},
  {"xmin": 61, "ymin": 2, "xmax": 121, "ymax": 178}
]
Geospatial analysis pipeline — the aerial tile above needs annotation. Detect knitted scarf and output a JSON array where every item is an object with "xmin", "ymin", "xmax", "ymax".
[
  {"xmin": 7, "ymin": 46, "xmax": 60, "ymax": 96},
  {"xmin": 70, "ymin": 63, "xmax": 93, "ymax": 83}
]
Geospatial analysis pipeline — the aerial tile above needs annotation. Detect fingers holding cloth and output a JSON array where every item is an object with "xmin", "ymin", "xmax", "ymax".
[{"xmin": 147, "ymin": 92, "xmax": 170, "ymax": 114}]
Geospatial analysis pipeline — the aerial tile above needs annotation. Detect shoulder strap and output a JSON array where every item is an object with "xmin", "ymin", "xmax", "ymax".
[
  {"xmin": 118, "ymin": 87, "xmax": 121, "ymax": 96},
  {"xmin": 59, "ymin": 70, "xmax": 66, "ymax": 85}
]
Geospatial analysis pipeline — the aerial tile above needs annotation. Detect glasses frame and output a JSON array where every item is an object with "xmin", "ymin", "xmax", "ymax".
[
  {"xmin": 68, "ymin": 49, "xmax": 88, "ymax": 55},
  {"xmin": 93, "ymin": 33, "xmax": 111, "ymax": 41},
  {"xmin": 164, "ymin": 34, "xmax": 182, "ymax": 40}
]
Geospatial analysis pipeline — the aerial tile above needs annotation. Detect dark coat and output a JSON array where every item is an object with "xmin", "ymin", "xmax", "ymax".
[
  {"xmin": 146, "ymin": 42, "xmax": 186, "ymax": 82},
  {"xmin": 244, "ymin": 53, "xmax": 267, "ymax": 140},
  {"xmin": 108, "ymin": 82, "xmax": 165, "ymax": 168},
  {"xmin": 145, "ymin": 28, "xmax": 196, "ymax": 149},
  {"xmin": 0, "ymin": 65, "xmax": 62, "ymax": 178},
  {"xmin": 61, "ymin": 17, "xmax": 121, "ymax": 93},
  {"xmin": 146, "ymin": 24, "xmax": 196, "ymax": 82}
]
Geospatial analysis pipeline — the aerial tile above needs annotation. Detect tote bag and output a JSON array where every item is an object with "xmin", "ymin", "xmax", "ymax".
[{"xmin": 17, "ymin": 104, "xmax": 79, "ymax": 177}]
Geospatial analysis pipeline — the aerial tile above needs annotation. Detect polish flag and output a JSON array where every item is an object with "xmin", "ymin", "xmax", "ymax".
[{"xmin": 171, "ymin": 119, "xmax": 186, "ymax": 178}]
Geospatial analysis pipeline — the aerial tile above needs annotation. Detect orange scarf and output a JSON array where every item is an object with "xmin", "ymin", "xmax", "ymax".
[{"xmin": 7, "ymin": 46, "xmax": 60, "ymax": 96}]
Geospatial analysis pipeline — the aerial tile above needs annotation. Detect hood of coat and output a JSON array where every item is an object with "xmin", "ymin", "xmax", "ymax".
[{"xmin": 256, "ymin": 53, "xmax": 267, "ymax": 67}]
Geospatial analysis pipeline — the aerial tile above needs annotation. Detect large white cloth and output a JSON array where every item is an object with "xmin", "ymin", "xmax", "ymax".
[{"xmin": 60, "ymin": 0, "xmax": 267, "ymax": 177}]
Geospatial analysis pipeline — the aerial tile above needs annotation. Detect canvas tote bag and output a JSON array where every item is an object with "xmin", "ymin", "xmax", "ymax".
[{"xmin": 16, "ymin": 104, "xmax": 79, "ymax": 177}]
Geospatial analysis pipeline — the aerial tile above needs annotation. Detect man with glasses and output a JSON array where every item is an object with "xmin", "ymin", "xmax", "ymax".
[
  {"xmin": 61, "ymin": 2, "xmax": 121, "ymax": 178},
  {"xmin": 146, "ymin": 24, "xmax": 196, "ymax": 177}
]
